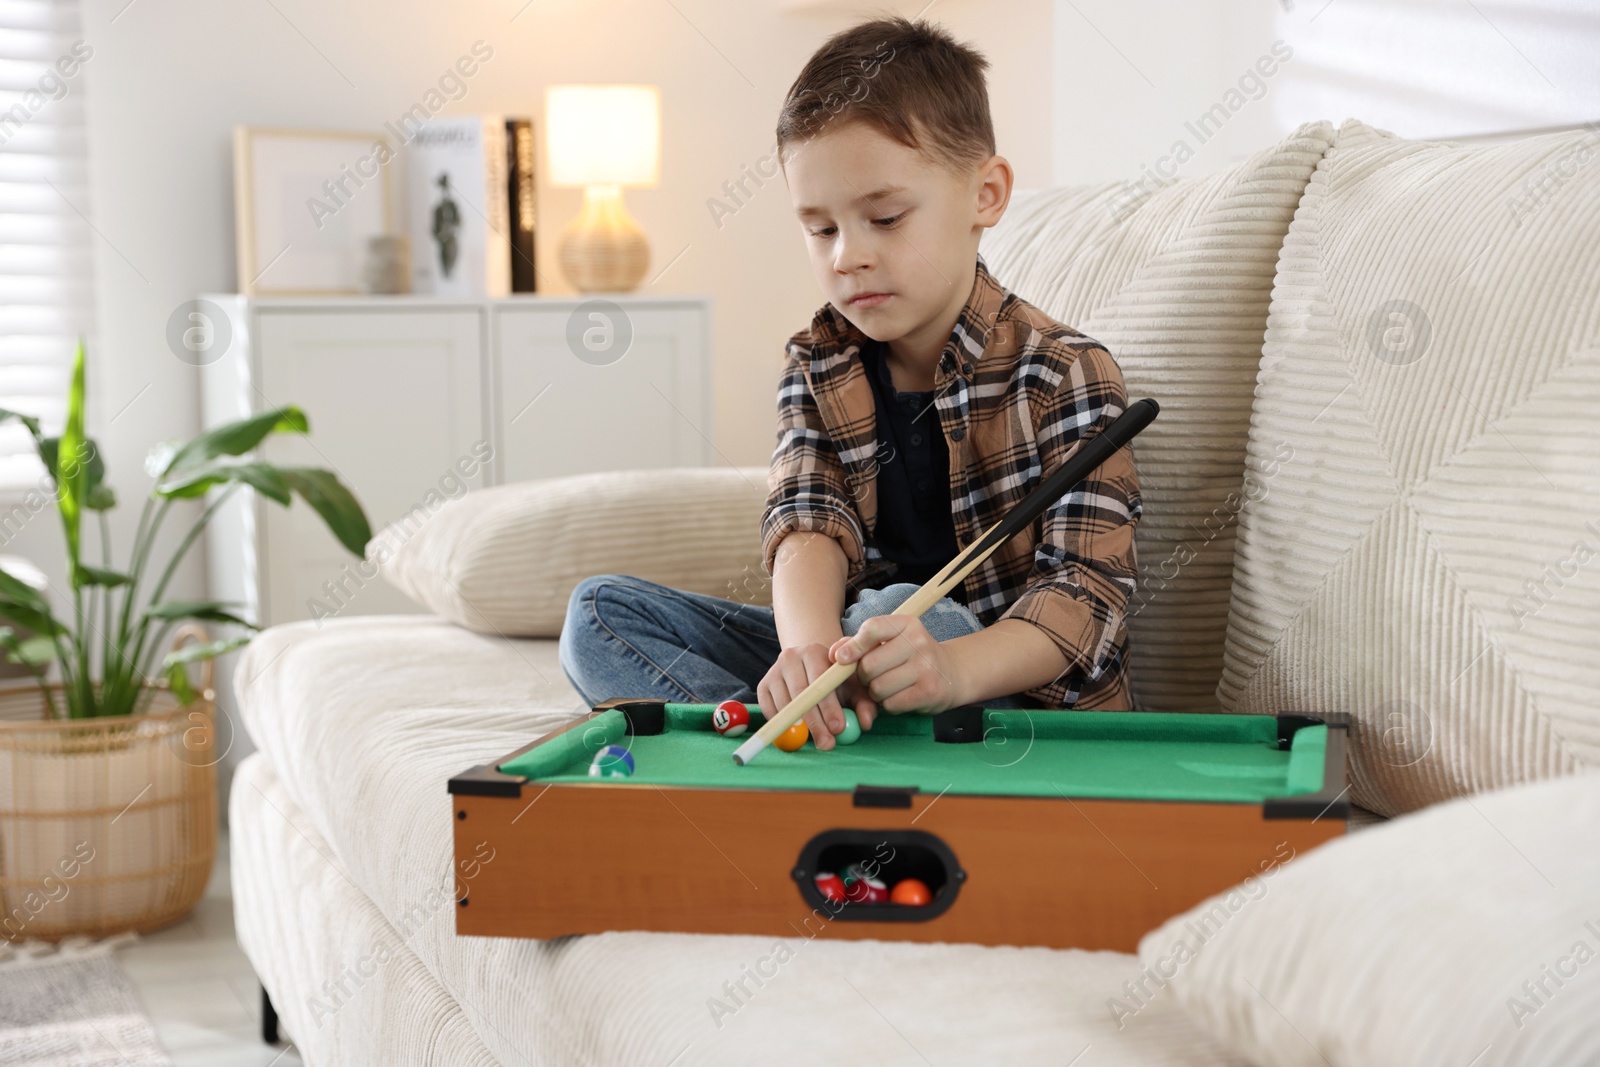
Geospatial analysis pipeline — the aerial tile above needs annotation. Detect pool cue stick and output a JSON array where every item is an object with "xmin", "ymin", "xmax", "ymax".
[
  {"xmin": 730, "ymin": 534, "xmax": 996, "ymax": 766},
  {"xmin": 911, "ymin": 511, "xmax": 1005, "ymax": 597},
  {"xmin": 732, "ymin": 397, "xmax": 1161, "ymax": 766}
]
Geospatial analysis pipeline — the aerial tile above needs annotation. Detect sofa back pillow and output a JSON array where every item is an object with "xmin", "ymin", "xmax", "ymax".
[
  {"xmin": 373, "ymin": 467, "xmax": 771, "ymax": 638},
  {"xmin": 982, "ymin": 121, "xmax": 1335, "ymax": 713},
  {"xmin": 1220, "ymin": 120, "xmax": 1600, "ymax": 815}
]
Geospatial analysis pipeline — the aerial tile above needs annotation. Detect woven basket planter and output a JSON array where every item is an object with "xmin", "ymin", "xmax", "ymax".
[{"xmin": 0, "ymin": 633, "xmax": 218, "ymax": 943}]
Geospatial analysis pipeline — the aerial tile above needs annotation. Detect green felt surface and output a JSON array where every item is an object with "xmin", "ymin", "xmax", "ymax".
[{"xmin": 497, "ymin": 706, "xmax": 1326, "ymax": 804}]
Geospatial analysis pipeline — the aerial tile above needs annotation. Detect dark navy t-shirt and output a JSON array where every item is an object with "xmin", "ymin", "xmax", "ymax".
[{"xmin": 862, "ymin": 340, "xmax": 960, "ymax": 587}]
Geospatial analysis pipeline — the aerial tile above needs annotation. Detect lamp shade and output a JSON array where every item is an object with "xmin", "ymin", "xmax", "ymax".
[{"xmin": 546, "ymin": 84, "xmax": 661, "ymax": 188}]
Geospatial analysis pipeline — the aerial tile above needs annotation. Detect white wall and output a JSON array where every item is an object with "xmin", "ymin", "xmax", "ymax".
[{"xmin": 1050, "ymin": 0, "xmax": 1260, "ymax": 185}]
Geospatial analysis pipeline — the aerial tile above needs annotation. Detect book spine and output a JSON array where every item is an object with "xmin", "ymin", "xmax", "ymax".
[
  {"xmin": 482, "ymin": 116, "xmax": 511, "ymax": 297},
  {"xmin": 506, "ymin": 118, "xmax": 538, "ymax": 293}
]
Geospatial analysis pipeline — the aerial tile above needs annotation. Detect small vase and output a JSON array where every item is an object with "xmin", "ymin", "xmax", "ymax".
[{"xmin": 362, "ymin": 235, "xmax": 413, "ymax": 295}]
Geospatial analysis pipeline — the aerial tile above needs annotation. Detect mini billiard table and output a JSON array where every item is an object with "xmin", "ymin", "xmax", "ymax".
[{"xmin": 449, "ymin": 699, "xmax": 1348, "ymax": 951}]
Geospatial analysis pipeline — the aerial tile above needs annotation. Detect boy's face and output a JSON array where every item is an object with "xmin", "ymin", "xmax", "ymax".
[{"xmin": 785, "ymin": 120, "xmax": 1008, "ymax": 356}]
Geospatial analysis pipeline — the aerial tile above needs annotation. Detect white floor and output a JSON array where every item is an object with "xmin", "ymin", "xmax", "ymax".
[{"xmin": 121, "ymin": 831, "xmax": 305, "ymax": 1067}]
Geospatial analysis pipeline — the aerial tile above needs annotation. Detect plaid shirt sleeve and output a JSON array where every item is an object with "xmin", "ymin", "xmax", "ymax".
[
  {"xmin": 998, "ymin": 341, "xmax": 1142, "ymax": 701},
  {"xmin": 760, "ymin": 341, "xmax": 867, "ymax": 579}
]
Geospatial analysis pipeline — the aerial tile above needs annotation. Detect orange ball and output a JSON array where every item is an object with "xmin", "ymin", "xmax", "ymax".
[
  {"xmin": 774, "ymin": 720, "xmax": 810, "ymax": 752},
  {"xmin": 890, "ymin": 878, "xmax": 932, "ymax": 906}
]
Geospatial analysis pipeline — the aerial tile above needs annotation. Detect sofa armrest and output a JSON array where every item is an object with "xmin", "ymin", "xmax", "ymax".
[{"xmin": 372, "ymin": 466, "xmax": 771, "ymax": 638}]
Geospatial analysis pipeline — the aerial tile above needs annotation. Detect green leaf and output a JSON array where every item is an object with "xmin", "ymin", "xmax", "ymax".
[
  {"xmin": 42, "ymin": 434, "xmax": 110, "ymax": 509},
  {"xmin": 15, "ymin": 634, "xmax": 57, "ymax": 664},
  {"xmin": 157, "ymin": 408, "xmax": 309, "ymax": 481},
  {"xmin": 0, "ymin": 567, "xmax": 62, "ymax": 637},
  {"xmin": 164, "ymin": 658, "xmax": 197, "ymax": 705},
  {"xmin": 0, "ymin": 602, "xmax": 62, "ymax": 640},
  {"xmin": 0, "ymin": 567, "xmax": 50, "ymax": 611},
  {"xmin": 280, "ymin": 468, "xmax": 372, "ymax": 556},
  {"xmin": 156, "ymin": 459, "xmax": 291, "ymax": 503},
  {"xmin": 0, "ymin": 626, "xmax": 54, "ymax": 668},
  {"xmin": 161, "ymin": 634, "xmax": 252, "ymax": 708},
  {"xmin": 74, "ymin": 564, "xmax": 132, "ymax": 588},
  {"xmin": 161, "ymin": 635, "xmax": 250, "ymax": 670},
  {"xmin": 144, "ymin": 599, "xmax": 259, "ymax": 631},
  {"xmin": 58, "ymin": 343, "xmax": 87, "ymax": 585},
  {"xmin": 0, "ymin": 407, "xmax": 43, "ymax": 446},
  {"xmin": 7, "ymin": 634, "xmax": 57, "ymax": 666},
  {"xmin": 81, "ymin": 439, "xmax": 110, "ymax": 511}
]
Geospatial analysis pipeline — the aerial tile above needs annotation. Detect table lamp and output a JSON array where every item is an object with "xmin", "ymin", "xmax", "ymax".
[{"xmin": 546, "ymin": 84, "xmax": 661, "ymax": 293}]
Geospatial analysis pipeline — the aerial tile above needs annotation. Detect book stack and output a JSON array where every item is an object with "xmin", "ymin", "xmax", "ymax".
[{"xmin": 406, "ymin": 115, "xmax": 538, "ymax": 296}]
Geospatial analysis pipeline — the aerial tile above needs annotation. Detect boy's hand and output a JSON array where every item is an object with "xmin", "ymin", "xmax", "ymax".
[
  {"xmin": 829, "ymin": 616, "xmax": 962, "ymax": 724},
  {"xmin": 758, "ymin": 643, "xmax": 879, "ymax": 752}
]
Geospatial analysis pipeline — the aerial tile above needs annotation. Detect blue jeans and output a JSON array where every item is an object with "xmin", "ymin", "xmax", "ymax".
[{"xmin": 558, "ymin": 576, "xmax": 1033, "ymax": 710}]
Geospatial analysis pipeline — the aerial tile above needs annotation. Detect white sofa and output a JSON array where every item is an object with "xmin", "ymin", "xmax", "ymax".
[{"xmin": 229, "ymin": 119, "xmax": 1600, "ymax": 1066}]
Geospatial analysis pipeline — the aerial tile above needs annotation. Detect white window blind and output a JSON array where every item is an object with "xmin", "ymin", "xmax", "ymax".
[{"xmin": 0, "ymin": 0, "xmax": 93, "ymax": 493}]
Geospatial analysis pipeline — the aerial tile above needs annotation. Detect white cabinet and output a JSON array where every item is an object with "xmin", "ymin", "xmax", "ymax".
[
  {"xmin": 198, "ymin": 293, "xmax": 711, "ymax": 628},
  {"xmin": 494, "ymin": 302, "xmax": 709, "ymax": 481}
]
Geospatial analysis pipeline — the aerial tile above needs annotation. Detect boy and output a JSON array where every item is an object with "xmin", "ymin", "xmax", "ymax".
[{"xmin": 559, "ymin": 16, "xmax": 1142, "ymax": 750}]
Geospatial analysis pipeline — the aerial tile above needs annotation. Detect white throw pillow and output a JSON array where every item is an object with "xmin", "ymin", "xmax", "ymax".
[
  {"xmin": 372, "ymin": 466, "xmax": 771, "ymax": 638},
  {"xmin": 983, "ymin": 121, "xmax": 1336, "ymax": 714},
  {"xmin": 1136, "ymin": 772, "xmax": 1600, "ymax": 1067},
  {"xmin": 1219, "ymin": 120, "xmax": 1600, "ymax": 815}
]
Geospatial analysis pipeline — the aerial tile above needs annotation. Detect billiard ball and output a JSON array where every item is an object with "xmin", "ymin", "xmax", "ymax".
[
  {"xmin": 835, "ymin": 708, "xmax": 862, "ymax": 746},
  {"xmin": 889, "ymin": 878, "xmax": 932, "ymax": 906},
  {"xmin": 814, "ymin": 872, "xmax": 846, "ymax": 903},
  {"xmin": 774, "ymin": 720, "xmax": 809, "ymax": 752},
  {"xmin": 844, "ymin": 876, "xmax": 872, "ymax": 903},
  {"xmin": 588, "ymin": 745, "xmax": 635, "ymax": 778},
  {"xmin": 712, "ymin": 700, "xmax": 750, "ymax": 737},
  {"xmin": 862, "ymin": 877, "xmax": 890, "ymax": 904}
]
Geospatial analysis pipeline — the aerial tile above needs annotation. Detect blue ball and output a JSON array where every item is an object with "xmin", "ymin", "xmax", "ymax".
[
  {"xmin": 836, "ymin": 708, "xmax": 862, "ymax": 745},
  {"xmin": 589, "ymin": 744, "xmax": 635, "ymax": 778}
]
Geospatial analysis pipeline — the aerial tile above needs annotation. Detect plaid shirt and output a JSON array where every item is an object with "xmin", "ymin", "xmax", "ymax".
[{"xmin": 761, "ymin": 253, "xmax": 1142, "ymax": 710}]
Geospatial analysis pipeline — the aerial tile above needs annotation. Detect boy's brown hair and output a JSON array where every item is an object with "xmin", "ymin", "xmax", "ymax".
[{"xmin": 776, "ymin": 15, "xmax": 995, "ymax": 179}]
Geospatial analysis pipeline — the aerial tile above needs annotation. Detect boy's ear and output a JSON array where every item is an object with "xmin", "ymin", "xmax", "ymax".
[{"xmin": 975, "ymin": 155, "xmax": 1013, "ymax": 225}]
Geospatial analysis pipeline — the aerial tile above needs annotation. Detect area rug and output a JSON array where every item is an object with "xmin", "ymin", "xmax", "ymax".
[{"xmin": 0, "ymin": 934, "xmax": 172, "ymax": 1066}]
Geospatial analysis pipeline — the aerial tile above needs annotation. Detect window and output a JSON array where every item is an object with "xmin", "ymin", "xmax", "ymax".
[
  {"xmin": 1271, "ymin": 0, "xmax": 1600, "ymax": 140},
  {"xmin": 0, "ymin": 0, "xmax": 94, "ymax": 493}
]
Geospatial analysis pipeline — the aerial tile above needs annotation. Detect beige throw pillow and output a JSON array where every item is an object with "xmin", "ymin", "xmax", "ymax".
[
  {"xmin": 373, "ymin": 467, "xmax": 771, "ymax": 638},
  {"xmin": 1137, "ymin": 772, "xmax": 1600, "ymax": 1067}
]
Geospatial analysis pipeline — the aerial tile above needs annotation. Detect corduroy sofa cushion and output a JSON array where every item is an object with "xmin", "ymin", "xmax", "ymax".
[
  {"xmin": 982, "ymin": 120, "xmax": 1337, "ymax": 713},
  {"xmin": 1219, "ymin": 120, "xmax": 1600, "ymax": 815}
]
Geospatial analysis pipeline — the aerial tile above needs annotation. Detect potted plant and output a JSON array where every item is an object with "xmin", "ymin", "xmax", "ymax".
[{"xmin": 0, "ymin": 343, "xmax": 369, "ymax": 941}]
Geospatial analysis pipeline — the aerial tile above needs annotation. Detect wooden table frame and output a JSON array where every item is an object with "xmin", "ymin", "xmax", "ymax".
[{"xmin": 448, "ymin": 701, "xmax": 1349, "ymax": 951}]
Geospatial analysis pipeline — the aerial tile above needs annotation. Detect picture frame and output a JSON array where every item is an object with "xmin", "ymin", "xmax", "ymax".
[{"xmin": 233, "ymin": 126, "xmax": 396, "ymax": 296}]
